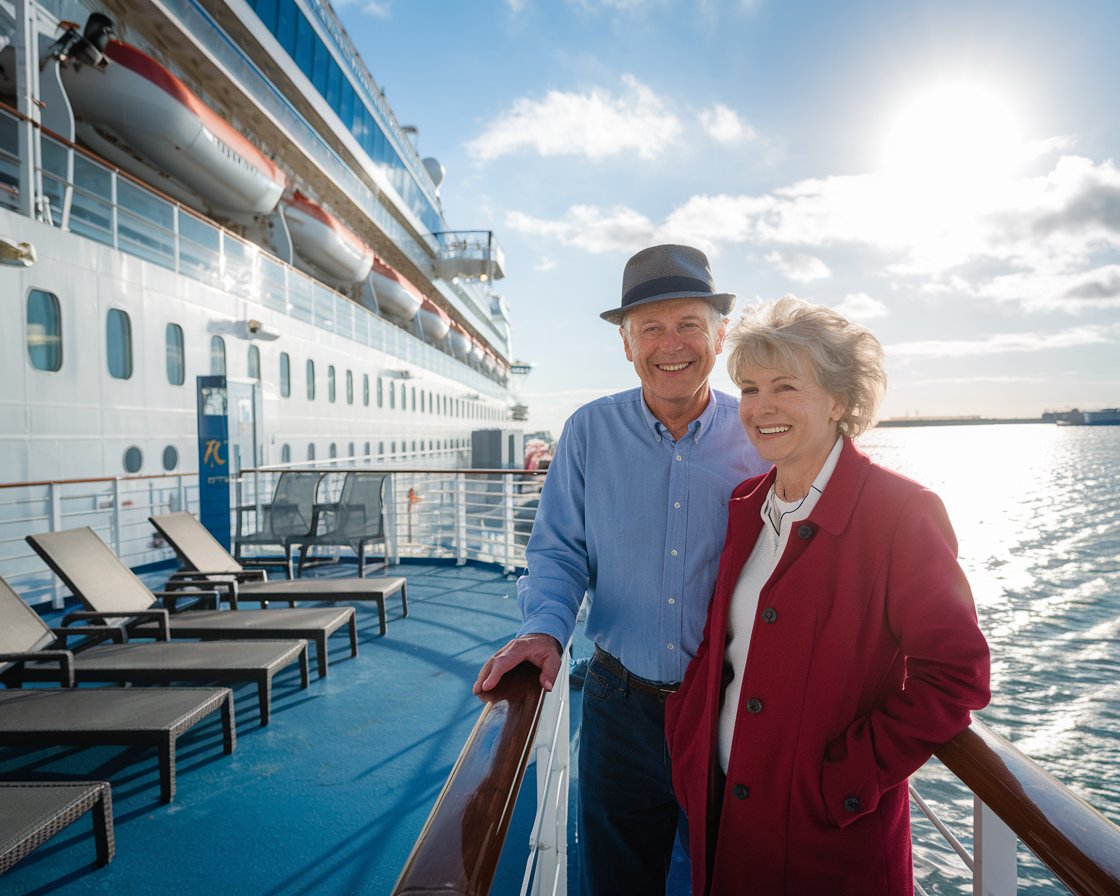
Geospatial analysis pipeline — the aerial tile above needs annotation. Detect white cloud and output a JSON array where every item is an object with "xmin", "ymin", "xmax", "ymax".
[
  {"xmin": 698, "ymin": 103, "xmax": 756, "ymax": 144},
  {"xmin": 467, "ymin": 75, "xmax": 681, "ymax": 161},
  {"xmin": 655, "ymin": 194, "xmax": 768, "ymax": 250},
  {"xmin": 888, "ymin": 324, "xmax": 1115, "ymax": 359},
  {"xmin": 765, "ymin": 250, "xmax": 831, "ymax": 282},
  {"xmin": 835, "ymin": 292, "xmax": 888, "ymax": 319},
  {"xmin": 334, "ymin": 0, "xmax": 391, "ymax": 17},
  {"xmin": 506, "ymin": 205, "xmax": 655, "ymax": 252},
  {"xmin": 533, "ymin": 255, "xmax": 558, "ymax": 272}
]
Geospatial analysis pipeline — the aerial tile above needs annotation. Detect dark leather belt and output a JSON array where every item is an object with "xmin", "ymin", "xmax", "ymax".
[{"xmin": 592, "ymin": 646, "xmax": 680, "ymax": 701}]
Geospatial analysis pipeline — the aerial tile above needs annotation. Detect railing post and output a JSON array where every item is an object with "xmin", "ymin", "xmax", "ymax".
[
  {"xmin": 455, "ymin": 474, "xmax": 468, "ymax": 566},
  {"xmin": 973, "ymin": 798, "xmax": 1017, "ymax": 896},
  {"xmin": 110, "ymin": 478, "xmax": 123, "ymax": 557},
  {"xmin": 503, "ymin": 474, "xmax": 516, "ymax": 575},
  {"xmin": 530, "ymin": 666, "xmax": 570, "ymax": 896},
  {"xmin": 384, "ymin": 473, "xmax": 400, "ymax": 564},
  {"xmin": 48, "ymin": 482, "xmax": 63, "ymax": 607}
]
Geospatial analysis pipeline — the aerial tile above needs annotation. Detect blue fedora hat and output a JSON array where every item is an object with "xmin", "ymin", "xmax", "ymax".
[{"xmin": 600, "ymin": 243, "xmax": 735, "ymax": 325}]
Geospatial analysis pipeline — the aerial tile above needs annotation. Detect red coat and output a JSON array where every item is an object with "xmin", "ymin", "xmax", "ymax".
[{"xmin": 666, "ymin": 439, "xmax": 990, "ymax": 895}]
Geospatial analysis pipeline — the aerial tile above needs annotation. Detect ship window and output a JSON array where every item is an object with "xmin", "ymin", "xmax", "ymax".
[
  {"xmin": 281, "ymin": 444, "xmax": 291, "ymax": 464},
  {"xmin": 276, "ymin": 0, "xmax": 297, "ymax": 54},
  {"xmin": 391, "ymin": 441, "xmax": 396, "ymax": 456},
  {"xmin": 346, "ymin": 370, "xmax": 353, "ymax": 404},
  {"xmin": 162, "ymin": 445, "xmax": 179, "ymax": 471},
  {"xmin": 307, "ymin": 359, "xmax": 316, "ymax": 400},
  {"xmin": 378, "ymin": 441, "xmax": 384, "ymax": 459},
  {"xmin": 328, "ymin": 366, "xmax": 337, "ymax": 403},
  {"xmin": 348, "ymin": 442, "xmax": 355, "ymax": 459},
  {"xmin": 307, "ymin": 443, "xmax": 316, "ymax": 461},
  {"xmin": 123, "ymin": 446, "xmax": 142, "ymax": 473},
  {"xmin": 165, "ymin": 324, "xmax": 185, "ymax": 385},
  {"xmin": 106, "ymin": 309, "xmax": 133, "ymax": 379},
  {"xmin": 248, "ymin": 345, "xmax": 261, "ymax": 381},
  {"xmin": 362, "ymin": 374, "xmax": 370, "ymax": 407},
  {"xmin": 210, "ymin": 336, "xmax": 226, "ymax": 376},
  {"xmin": 253, "ymin": 0, "xmax": 278, "ymax": 32},
  {"xmin": 389, "ymin": 381, "xmax": 395, "ymax": 409},
  {"xmin": 411, "ymin": 386, "xmax": 416, "ymax": 411},
  {"xmin": 311, "ymin": 37, "xmax": 330, "ymax": 95},
  {"xmin": 27, "ymin": 289, "xmax": 62, "ymax": 372},
  {"xmin": 364, "ymin": 441, "xmax": 370, "ymax": 459},
  {"xmin": 420, "ymin": 391, "xmax": 425, "ymax": 413},
  {"xmin": 326, "ymin": 59, "xmax": 342, "ymax": 108},
  {"xmin": 280, "ymin": 353, "xmax": 291, "ymax": 397},
  {"xmin": 329, "ymin": 443, "xmax": 337, "ymax": 459},
  {"xmin": 377, "ymin": 377, "xmax": 383, "ymax": 408},
  {"xmin": 294, "ymin": 13, "xmax": 314, "ymax": 73}
]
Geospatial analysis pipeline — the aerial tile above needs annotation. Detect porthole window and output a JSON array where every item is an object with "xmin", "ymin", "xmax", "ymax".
[
  {"xmin": 247, "ymin": 345, "xmax": 261, "ymax": 381},
  {"xmin": 27, "ymin": 289, "xmax": 62, "ymax": 371},
  {"xmin": 280, "ymin": 353, "xmax": 291, "ymax": 397},
  {"xmin": 307, "ymin": 359, "xmax": 316, "ymax": 400},
  {"xmin": 165, "ymin": 323, "xmax": 185, "ymax": 385},
  {"xmin": 123, "ymin": 445, "xmax": 142, "ymax": 473},
  {"xmin": 162, "ymin": 445, "xmax": 179, "ymax": 471},
  {"xmin": 210, "ymin": 335, "xmax": 226, "ymax": 376},
  {"xmin": 107, "ymin": 309, "xmax": 133, "ymax": 379}
]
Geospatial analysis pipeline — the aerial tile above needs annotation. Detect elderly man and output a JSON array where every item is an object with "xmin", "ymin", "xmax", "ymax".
[{"xmin": 475, "ymin": 244, "xmax": 766, "ymax": 894}]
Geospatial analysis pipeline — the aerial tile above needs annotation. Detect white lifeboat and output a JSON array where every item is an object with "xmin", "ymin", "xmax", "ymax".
[
  {"xmin": 416, "ymin": 298, "xmax": 451, "ymax": 343},
  {"xmin": 482, "ymin": 348, "xmax": 498, "ymax": 376},
  {"xmin": 59, "ymin": 38, "xmax": 286, "ymax": 219},
  {"xmin": 447, "ymin": 321, "xmax": 472, "ymax": 360},
  {"xmin": 468, "ymin": 336, "xmax": 485, "ymax": 366},
  {"xmin": 282, "ymin": 191, "xmax": 373, "ymax": 286},
  {"xmin": 368, "ymin": 256, "xmax": 423, "ymax": 321}
]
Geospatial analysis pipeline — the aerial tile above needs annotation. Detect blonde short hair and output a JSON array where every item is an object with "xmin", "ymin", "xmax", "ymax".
[{"xmin": 725, "ymin": 296, "xmax": 887, "ymax": 437}]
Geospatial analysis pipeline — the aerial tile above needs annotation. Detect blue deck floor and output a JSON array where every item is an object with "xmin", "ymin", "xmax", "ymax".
[{"xmin": 1, "ymin": 561, "xmax": 575, "ymax": 895}]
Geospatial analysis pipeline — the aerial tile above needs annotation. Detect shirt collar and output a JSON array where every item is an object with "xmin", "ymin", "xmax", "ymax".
[{"xmin": 641, "ymin": 391, "xmax": 717, "ymax": 444}]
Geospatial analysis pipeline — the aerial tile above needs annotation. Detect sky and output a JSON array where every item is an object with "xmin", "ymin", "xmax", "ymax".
[{"xmin": 334, "ymin": 0, "xmax": 1120, "ymax": 440}]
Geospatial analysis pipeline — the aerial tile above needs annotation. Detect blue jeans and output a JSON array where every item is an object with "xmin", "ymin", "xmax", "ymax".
[{"xmin": 579, "ymin": 650, "xmax": 688, "ymax": 895}]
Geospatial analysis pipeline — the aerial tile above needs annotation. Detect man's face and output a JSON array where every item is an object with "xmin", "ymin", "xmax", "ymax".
[{"xmin": 620, "ymin": 298, "xmax": 727, "ymax": 412}]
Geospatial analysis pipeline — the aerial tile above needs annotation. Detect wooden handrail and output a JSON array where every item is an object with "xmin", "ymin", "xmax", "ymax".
[
  {"xmin": 936, "ymin": 717, "xmax": 1120, "ymax": 896},
  {"xmin": 393, "ymin": 662, "xmax": 546, "ymax": 896}
]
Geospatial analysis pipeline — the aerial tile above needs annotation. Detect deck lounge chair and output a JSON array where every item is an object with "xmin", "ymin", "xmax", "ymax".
[
  {"xmin": 151, "ymin": 513, "xmax": 408, "ymax": 636},
  {"xmin": 0, "ymin": 688, "xmax": 235, "ymax": 803},
  {"xmin": 233, "ymin": 471, "xmax": 323, "ymax": 578},
  {"xmin": 26, "ymin": 528, "xmax": 357, "ymax": 678},
  {"xmin": 0, "ymin": 781, "xmax": 114, "ymax": 873},
  {"xmin": 298, "ymin": 472, "xmax": 388, "ymax": 577},
  {"xmin": 0, "ymin": 577, "xmax": 308, "ymax": 725}
]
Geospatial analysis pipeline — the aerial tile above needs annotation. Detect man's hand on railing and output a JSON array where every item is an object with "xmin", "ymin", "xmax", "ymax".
[{"xmin": 474, "ymin": 633, "xmax": 562, "ymax": 695}]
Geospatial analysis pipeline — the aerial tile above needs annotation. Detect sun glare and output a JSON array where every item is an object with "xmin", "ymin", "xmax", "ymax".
[{"xmin": 882, "ymin": 81, "xmax": 1023, "ymax": 186}]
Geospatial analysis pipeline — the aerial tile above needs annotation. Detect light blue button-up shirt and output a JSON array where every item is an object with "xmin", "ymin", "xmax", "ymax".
[{"xmin": 517, "ymin": 387, "xmax": 768, "ymax": 683}]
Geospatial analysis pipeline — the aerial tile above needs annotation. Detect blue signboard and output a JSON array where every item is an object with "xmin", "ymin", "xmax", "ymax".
[{"xmin": 196, "ymin": 375, "xmax": 232, "ymax": 548}]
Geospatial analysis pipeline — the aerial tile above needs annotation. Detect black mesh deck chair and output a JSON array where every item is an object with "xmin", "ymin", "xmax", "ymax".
[
  {"xmin": 0, "ymin": 576, "xmax": 308, "ymax": 725},
  {"xmin": 298, "ymin": 472, "xmax": 388, "ymax": 577},
  {"xmin": 150, "ymin": 513, "xmax": 408, "ymax": 636},
  {"xmin": 26, "ymin": 528, "xmax": 357, "ymax": 679},
  {"xmin": 233, "ymin": 471, "xmax": 323, "ymax": 578},
  {"xmin": 0, "ymin": 781, "xmax": 114, "ymax": 874},
  {"xmin": 0, "ymin": 687, "xmax": 235, "ymax": 803}
]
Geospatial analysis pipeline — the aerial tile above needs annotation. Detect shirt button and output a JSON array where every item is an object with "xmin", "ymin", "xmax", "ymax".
[
  {"xmin": 732, "ymin": 784, "xmax": 750, "ymax": 800},
  {"xmin": 667, "ymin": 597, "xmax": 676, "ymax": 605},
  {"xmin": 761, "ymin": 607, "xmax": 778, "ymax": 624},
  {"xmin": 843, "ymin": 796, "xmax": 861, "ymax": 814},
  {"xmin": 797, "ymin": 523, "xmax": 814, "ymax": 540},
  {"xmin": 674, "ymin": 501, "xmax": 681, "ymax": 509},
  {"xmin": 670, "ymin": 549, "xmax": 678, "ymax": 557},
  {"xmin": 667, "ymin": 643, "xmax": 674, "ymax": 650},
  {"xmin": 675, "ymin": 454, "xmax": 682, "ymax": 461},
  {"xmin": 746, "ymin": 698, "xmax": 763, "ymax": 714}
]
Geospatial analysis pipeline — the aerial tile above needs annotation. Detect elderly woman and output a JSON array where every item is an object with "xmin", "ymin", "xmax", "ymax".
[{"xmin": 666, "ymin": 297, "xmax": 990, "ymax": 895}]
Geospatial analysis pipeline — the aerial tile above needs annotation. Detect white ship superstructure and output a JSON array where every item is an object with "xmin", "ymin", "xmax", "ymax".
[{"xmin": 0, "ymin": 0, "xmax": 519, "ymax": 484}]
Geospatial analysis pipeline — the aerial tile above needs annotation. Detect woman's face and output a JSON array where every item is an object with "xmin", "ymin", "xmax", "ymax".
[{"xmin": 737, "ymin": 355, "xmax": 846, "ymax": 476}]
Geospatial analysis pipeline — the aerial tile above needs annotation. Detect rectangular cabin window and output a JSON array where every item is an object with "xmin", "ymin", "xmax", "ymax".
[
  {"xmin": 166, "ymin": 323, "xmax": 185, "ymax": 385},
  {"xmin": 252, "ymin": 0, "xmax": 279, "ymax": 32},
  {"xmin": 248, "ymin": 344, "xmax": 261, "ymax": 381},
  {"xmin": 210, "ymin": 335, "xmax": 226, "ymax": 376},
  {"xmin": 295, "ymin": 14, "xmax": 314, "ymax": 74},
  {"xmin": 280, "ymin": 352, "xmax": 291, "ymax": 397},
  {"xmin": 106, "ymin": 308, "xmax": 132, "ymax": 379},
  {"xmin": 346, "ymin": 369, "xmax": 354, "ymax": 405},
  {"xmin": 307, "ymin": 359, "xmax": 316, "ymax": 400},
  {"xmin": 328, "ymin": 365, "xmax": 337, "ymax": 403},
  {"xmin": 27, "ymin": 289, "xmax": 62, "ymax": 371},
  {"xmin": 363, "ymin": 374, "xmax": 370, "ymax": 406},
  {"xmin": 276, "ymin": 0, "xmax": 297, "ymax": 54}
]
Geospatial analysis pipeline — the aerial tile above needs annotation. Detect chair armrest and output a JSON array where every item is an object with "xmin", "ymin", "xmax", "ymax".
[
  {"xmin": 49, "ymin": 624, "xmax": 128, "ymax": 645},
  {"xmin": 0, "ymin": 650, "xmax": 75, "ymax": 686},
  {"xmin": 66, "ymin": 608, "xmax": 172, "ymax": 640},
  {"xmin": 153, "ymin": 589, "xmax": 219, "ymax": 611}
]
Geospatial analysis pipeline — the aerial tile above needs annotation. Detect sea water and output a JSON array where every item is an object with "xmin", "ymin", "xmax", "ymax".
[{"xmin": 860, "ymin": 424, "xmax": 1120, "ymax": 894}]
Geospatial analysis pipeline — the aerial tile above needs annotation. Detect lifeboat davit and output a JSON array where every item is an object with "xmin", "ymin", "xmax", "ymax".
[
  {"xmin": 416, "ymin": 298, "xmax": 451, "ymax": 343},
  {"xmin": 58, "ymin": 38, "xmax": 286, "ymax": 219},
  {"xmin": 368, "ymin": 256, "xmax": 423, "ymax": 321},
  {"xmin": 283, "ymin": 191, "xmax": 373, "ymax": 286},
  {"xmin": 447, "ymin": 321, "xmax": 472, "ymax": 360}
]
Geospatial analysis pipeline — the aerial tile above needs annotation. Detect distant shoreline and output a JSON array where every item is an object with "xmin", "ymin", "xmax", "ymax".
[{"xmin": 877, "ymin": 417, "xmax": 1045, "ymax": 428}]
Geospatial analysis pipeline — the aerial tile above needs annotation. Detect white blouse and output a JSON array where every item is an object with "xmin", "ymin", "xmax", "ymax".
[{"xmin": 718, "ymin": 438, "xmax": 843, "ymax": 772}]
